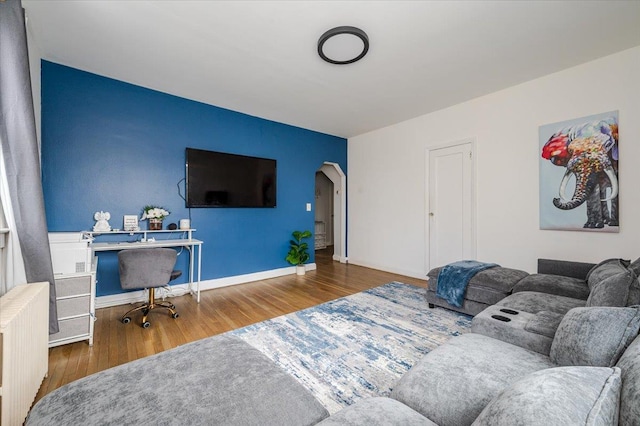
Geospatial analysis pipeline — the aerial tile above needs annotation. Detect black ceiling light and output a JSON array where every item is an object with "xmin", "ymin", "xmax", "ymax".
[{"xmin": 317, "ymin": 26, "xmax": 369, "ymax": 65}]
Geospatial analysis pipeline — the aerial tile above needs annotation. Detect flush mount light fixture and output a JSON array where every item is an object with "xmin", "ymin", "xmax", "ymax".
[{"xmin": 317, "ymin": 26, "xmax": 369, "ymax": 65}]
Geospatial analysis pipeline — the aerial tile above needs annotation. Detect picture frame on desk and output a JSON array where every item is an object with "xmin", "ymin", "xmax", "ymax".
[{"xmin": 123, "ymin": 215, "xmax": 139, "ymax": 232}]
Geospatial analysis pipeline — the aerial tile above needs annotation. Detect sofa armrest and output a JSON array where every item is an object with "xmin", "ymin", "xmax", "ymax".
[{"xmin": 537, "ymin": 259, "xmax": 595, "ymax": 280}]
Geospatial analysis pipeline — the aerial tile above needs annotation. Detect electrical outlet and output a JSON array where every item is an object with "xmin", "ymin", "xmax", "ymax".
[{"xmin": 306, "ymin": 203, "xmax": 311, "ymax": 211}]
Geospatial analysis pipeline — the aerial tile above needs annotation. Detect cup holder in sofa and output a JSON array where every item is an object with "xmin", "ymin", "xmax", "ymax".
[
  {"xmin": 499, "ymin": 308, "xmax": 519, "ymax": 315},
  {"xmin": 491, "ymin": 315, "xmax": 512, "ymax": 322}
]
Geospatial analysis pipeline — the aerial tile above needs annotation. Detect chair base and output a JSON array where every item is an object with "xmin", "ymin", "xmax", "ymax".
[{"xmin": 121, "ymin": 287, "xmax": 179, "ymax": 328}]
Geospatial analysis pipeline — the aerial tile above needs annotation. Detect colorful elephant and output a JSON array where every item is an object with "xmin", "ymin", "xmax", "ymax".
[{"xmin": 541, "ymin": 118, "xmax": 618, "ymax": 229}]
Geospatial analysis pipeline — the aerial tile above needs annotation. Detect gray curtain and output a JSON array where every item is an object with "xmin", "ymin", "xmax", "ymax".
[{"xmin": 0, "ymin": 0, "xmax": 58, "ymax": 333}]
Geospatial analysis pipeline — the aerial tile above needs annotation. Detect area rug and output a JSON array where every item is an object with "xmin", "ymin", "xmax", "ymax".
[{"xmin": 230, "ymin": 281, "xmax": 471, "ymax": 413}]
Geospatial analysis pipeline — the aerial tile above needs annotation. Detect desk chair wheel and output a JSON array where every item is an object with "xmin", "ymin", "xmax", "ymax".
[
  {"xmin": 171, "ymin": 312, "xmax": 179, "ymax": 319},
  {"xmin": 142, "ymin": 321, "xmax": 151, "ymax": 329},
  {"xmin": 122, "ymin": 317, "xmax": 131, "ymax": 324}
]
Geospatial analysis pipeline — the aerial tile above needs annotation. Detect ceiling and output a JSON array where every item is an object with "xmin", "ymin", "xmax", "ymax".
[{"xmin": 22, "ymin": 1, "xmax": 640, "ymax": 138}]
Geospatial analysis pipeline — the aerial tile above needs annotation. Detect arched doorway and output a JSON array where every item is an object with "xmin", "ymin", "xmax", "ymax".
[{"xmin": 315, "ymin": 162, "xmax": 347, "ymax": 263}]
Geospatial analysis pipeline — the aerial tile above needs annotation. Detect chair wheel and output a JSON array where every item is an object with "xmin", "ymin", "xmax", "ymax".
[
  {"xmin": 141, "ymin": 321, "xmax": 151, "ymax": 328},
  {"xmin": 170, "ymin": 304, "xmax": 176, "ymax": 309},
  {"xmin": 122, "ymin": 317, "xmax": 131, "ymax": 324},
  {"xmin": 172, "ymin": 312, "xmax": 179, "ymax": 319}
]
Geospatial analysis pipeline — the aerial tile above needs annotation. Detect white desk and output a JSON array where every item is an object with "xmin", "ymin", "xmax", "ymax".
[{"xmin": 85, "ymin": 230, "xmax": 203, "ymax": 303}]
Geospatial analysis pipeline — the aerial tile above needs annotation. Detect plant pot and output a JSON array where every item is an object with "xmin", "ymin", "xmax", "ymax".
[
  {"xmin": 296, "ymin": 265, "xmax": 306, "ymax": 276},
  {"xmin": 148, "ymin": 218, "xmax": 163, "ymax": 230}
]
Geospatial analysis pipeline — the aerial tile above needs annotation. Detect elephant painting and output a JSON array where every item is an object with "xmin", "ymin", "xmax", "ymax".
[{"xmin": 540, "ymin": 115, "xmax": 619, "ymax": 230}]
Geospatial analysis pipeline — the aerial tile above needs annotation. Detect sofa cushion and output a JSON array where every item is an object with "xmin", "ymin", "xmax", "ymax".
[
  {"xmin": 471, "ymin": 306, "xmax": 554, "ymax": 355},
  {"xmin": 427, "ymin": 266, "xmax": 528, "ymax": 305},
  {"xmin": 626, "ymin": 258, "xmax": 640, "ymax": 306},
  {"xmin": 497, "ymin": 291, "xmax": 585, "ymax": 315},
  {"xmin": 587, "ymin": 258, "xmax": 630, "ymax": 290},
  {"xmin": 471, "ymin": 366, "xmax": 621, "ymax": 426},
  {"xmin": 26, "ymin": 334, "xmax": 329, "ymax": 426},
  {"xmin": 628, "ymin": 257, "xmax": 640, "ymax": 276},
  {"xmin": 550, "ymin": 306, "xmax": 640, "ymax": 367},
  {"xmin": 316, "ymin": 397, "xmax": 436, "ymax": 426},
  {"xmin": 511, "ymin": 274, "xmax": 590, "ymax": 300},
  {"xmin": 524, "ymin": 310, "xmax": 564, "ymax": 339},
  {"xmin": 390, "ymin": 333, "xmax": 554, "ymax": 426},
  {"xmin": 616, "ymin": 333, "xmax": 640, "ymax": 426},
  {"xmin": 537, "ymin": 258, "xmax": 595, "ymax": 280},
  {"xmin": 586, "ymin": 267, "xmax": 636, "ymax": 307},
  {"xmin": 629, "ymin": 277, "xmax": 640, "ymax": 307}
]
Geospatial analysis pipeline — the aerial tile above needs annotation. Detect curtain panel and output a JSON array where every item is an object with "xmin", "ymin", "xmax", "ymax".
[
  {"xmin": 0, "ymin": 146, "xmax": 28, "ymax": 294},
  {"xmin": 0, "ymin": 0, "xmax": 58, "ymax": 333}
]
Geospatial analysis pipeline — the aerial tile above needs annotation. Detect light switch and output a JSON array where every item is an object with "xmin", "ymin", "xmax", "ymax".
[{"xmin": 306, "ymin": 203, "xmax": 312, "ymax": 211}]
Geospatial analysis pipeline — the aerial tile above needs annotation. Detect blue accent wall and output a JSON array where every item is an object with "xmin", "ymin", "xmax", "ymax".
[{"xmin": 41, "ymin": 61, "xmax": 347, "ymax": 296}]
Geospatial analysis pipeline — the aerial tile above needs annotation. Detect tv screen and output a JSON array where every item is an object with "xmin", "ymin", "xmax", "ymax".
[{"xmin": 186, "ymin": 148, "xmax": 276, "ymax": 208}]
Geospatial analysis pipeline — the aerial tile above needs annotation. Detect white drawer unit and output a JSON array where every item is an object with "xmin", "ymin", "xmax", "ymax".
[
  {"xmin": 49, "ymin": 316, "xmax": 91, "ymax": 344},
  {"xmin": 49, "ymin": 258, "xmax": 97, "ymax": 348},
  {"xmin": 49, "ymin": 232, "xmax": 92, "ymax": 274}
]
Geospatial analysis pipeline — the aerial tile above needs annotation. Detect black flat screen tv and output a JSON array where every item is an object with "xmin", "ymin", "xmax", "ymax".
[{"xmin": 186, "ymin": 148, "xmax": 276, "ymax": 208}]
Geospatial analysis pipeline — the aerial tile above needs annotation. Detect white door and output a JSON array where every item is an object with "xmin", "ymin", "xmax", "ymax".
[{"xmin": 427, "ymin": 141, "xmax": 475, "ymax": 270}]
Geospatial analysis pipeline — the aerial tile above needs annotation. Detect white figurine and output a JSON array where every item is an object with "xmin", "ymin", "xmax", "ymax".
[{"xmin": 93, "ymin": 211, "xmax": 112, "ymax": 232}]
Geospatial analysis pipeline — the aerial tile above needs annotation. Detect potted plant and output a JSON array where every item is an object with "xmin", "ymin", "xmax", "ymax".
[
  {"xmin": 285, "ymin": 230, "xmax": 312, "ymax": 275},
  {"xmin": 141, "ymin": 205, "xmax": 170, "ymax": 230}
]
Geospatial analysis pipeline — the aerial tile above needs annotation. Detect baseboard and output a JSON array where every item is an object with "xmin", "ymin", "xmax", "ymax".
[
  {"xmin": 95, "ymin": 263, "xmax": 318, "ymax": 309},
  {"xmin": 95, "ymin": 290, "xmax": 147, "ymax": 309},
  {"xmin": 347, "ymin": 258, "xmax": 426, "ymax": 281},
  {"xmin": 332, "ymin": 254, "xmax": 348, "ymax": 263},
  {"xmin": 198, "ymin": 263, "xmax": 317, "ymax": 292}
]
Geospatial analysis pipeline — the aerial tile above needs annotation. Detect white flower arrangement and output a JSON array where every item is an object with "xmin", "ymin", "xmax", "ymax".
[{"xmin": 140, "ymin": 205, "xmax": 170, "ymax": 221}]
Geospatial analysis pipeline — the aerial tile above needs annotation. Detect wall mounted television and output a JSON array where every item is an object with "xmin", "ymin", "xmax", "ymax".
[{"xmin": 185, "ymin": 148, "xmax": 277, "ymax": 208}]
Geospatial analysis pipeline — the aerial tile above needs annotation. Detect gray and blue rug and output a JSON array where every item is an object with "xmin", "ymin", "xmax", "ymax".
[{"xmin": 231, "ymin": 281, "xmax": 471, "ymax": 413}]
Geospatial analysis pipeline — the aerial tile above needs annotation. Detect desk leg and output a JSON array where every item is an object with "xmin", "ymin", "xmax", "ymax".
[
  {"xmin": 186, "ymin": 244, "xmax": 201, "ymax": 303},
  {"xmin": 188, "ymin": 244, "xmax": 195, "ymax": 299},
  {"xmin": 197, "ymin": 244, "xmax": 202, "ymax": 303}
]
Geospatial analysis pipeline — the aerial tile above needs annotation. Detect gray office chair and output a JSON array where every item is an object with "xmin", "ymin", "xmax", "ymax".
[{"xmin": 118, "ymin": 248, "xmax": 182, "ymax": 328}]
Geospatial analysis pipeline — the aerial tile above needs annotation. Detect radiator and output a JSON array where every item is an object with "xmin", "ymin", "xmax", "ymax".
[{"xmin": 0, "ymin": 282, "xmax": 49, "ymax": 426}]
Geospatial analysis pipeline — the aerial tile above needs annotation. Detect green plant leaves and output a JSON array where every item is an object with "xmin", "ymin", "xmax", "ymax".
[{"xmin": 285, "ymin": 230, "xmax": 312, "ymax": 266}]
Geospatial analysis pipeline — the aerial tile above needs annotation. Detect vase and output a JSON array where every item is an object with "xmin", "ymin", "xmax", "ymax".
[
  {"xmin": 296, "ymin": 265, "xmax": 306, "ymax": 276},
  {"xmin": 148, "ymin": 218, "xmax": 163, "ymax": 230}
]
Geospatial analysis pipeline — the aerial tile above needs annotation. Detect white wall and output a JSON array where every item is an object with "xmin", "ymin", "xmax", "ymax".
[{"xmin": 348, "ymin": 46, "xmax": 640, "ymax": 278}]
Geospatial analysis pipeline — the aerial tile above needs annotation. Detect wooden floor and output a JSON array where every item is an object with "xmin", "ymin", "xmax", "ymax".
[{"xmin": 36, "ymin": 248, "xmax": 426, "ymax": 403}]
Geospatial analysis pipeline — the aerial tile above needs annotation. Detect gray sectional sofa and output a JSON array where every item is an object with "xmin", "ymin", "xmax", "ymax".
[
  {"xmin": 327, "ymin": 257, "xmax": 640, "ymax": 425},
  {"xmin": 28, "ymin": 258, "xmax": 640, "ymax": 425}
]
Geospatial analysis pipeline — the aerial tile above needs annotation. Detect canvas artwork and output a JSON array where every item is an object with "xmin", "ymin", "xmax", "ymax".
[{"xmin": 539, "ymin": 111, "xmax": 619, "ymax": 232}]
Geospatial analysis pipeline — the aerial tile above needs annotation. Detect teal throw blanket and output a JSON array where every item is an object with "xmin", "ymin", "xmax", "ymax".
[{"xmin": 436, "ymin": 260, "xmax": 499, "ymax": 308}]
